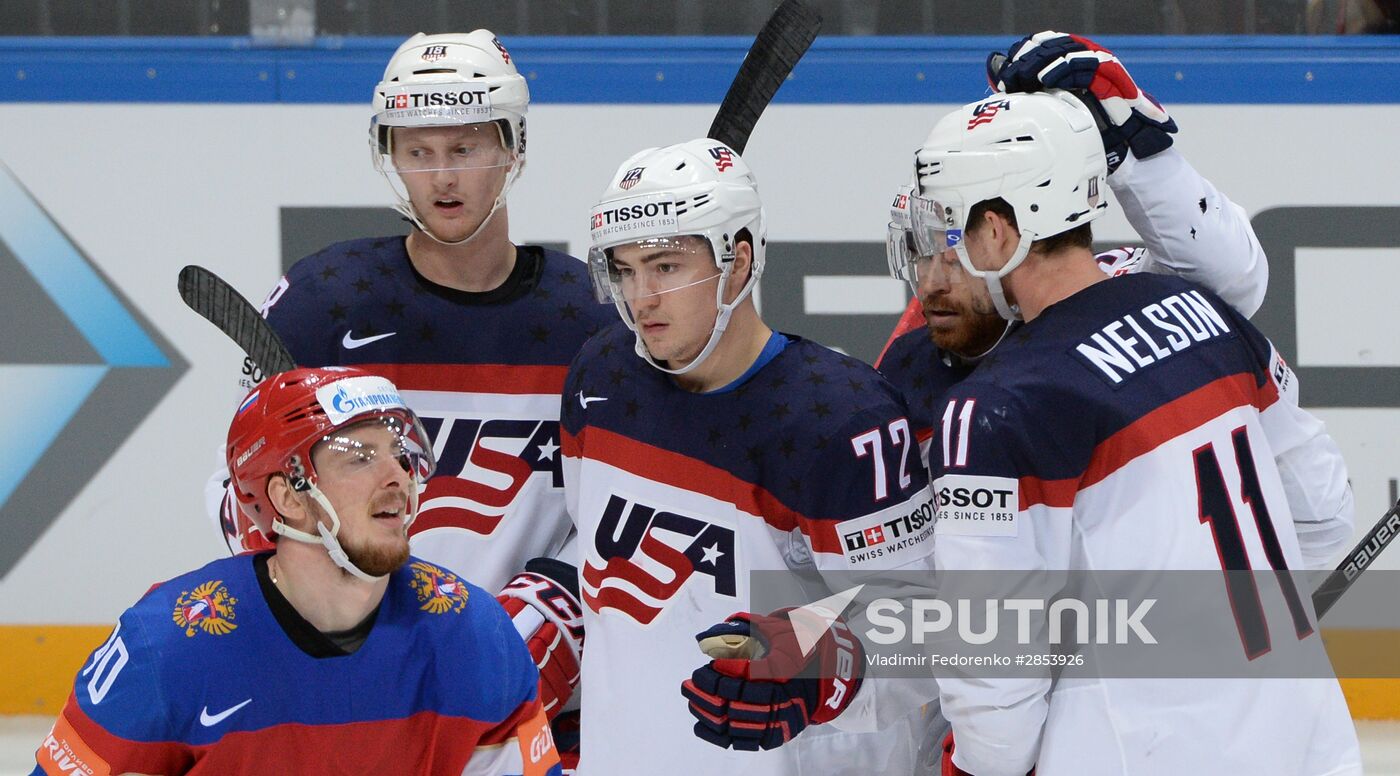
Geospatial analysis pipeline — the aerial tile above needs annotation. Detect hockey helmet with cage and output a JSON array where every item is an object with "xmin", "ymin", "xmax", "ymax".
[
  {"xmin": 586, "ymin": 138, "xmax": 766, "ymax": 375},
  {"xmin": 912, "ymin": 89, "xmax": 1107, "ymax": 320},
  {"xmin": 226, "ymin": 367, "xmax": 436, "ymax": 581},
  {"xmin": 370, "ymin": 30, "xmax": 529, "ymax": 244}
]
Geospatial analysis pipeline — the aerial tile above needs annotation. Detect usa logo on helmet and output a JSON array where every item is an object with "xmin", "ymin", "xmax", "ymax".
[
  {"xmin": 968, "ymin": 99, "xmax": 1012, "ymax": 130},
  {"xmin": 619, "ymin": 167, "xmax": 644, "ymax": 191},
  {"xmin": 492, "ymin": 36, "xmax": 512, "ymax": 64},
  {"xmin": 709, "ymin": 147, "xmax": 734, "ymax": 172}
]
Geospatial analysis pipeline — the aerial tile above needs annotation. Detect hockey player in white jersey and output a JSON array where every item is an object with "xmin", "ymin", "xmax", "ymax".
[
  {"xmin": 201, "ymin": 30, "xmax": 611, "ymax": 764},
  {"xmin": 911, "ymin": 84, "xmax": 1361, "ymax": 775},
  {"xmin": 563, "ymin": 139, "xmax": 940, "ymax": 774},
  {"xmin": 879, "ymin": 32, "xmax": 1353, "ymax": 570}
]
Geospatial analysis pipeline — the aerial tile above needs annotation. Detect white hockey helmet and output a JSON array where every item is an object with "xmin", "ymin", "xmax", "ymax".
[
  {"xmin": 885, "ymin": 180, "xmax": 919, "ymax": 293},
  {"xmin": 911, "ymin": 89, "xmax": 1107, "ymax": 320},
  {"xmin": 587, "ymin": 138, "xmax": 766, "ymax": 375},
  {"xmin": 370, "ymin": 31, "xmax": 529, "ymax": 245}
]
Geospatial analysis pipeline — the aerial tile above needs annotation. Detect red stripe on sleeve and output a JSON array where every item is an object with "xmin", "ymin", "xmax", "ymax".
[
  {"xmin": 350, "ymin": 363, "xmax": 569, "ymax": 395},
  {"xmin": 1018, "ymin": 372, "xmax": 1271, "ymax": 509},
  {"xmin": 568, "ymin": 427, "xmax": 846, "ymax": 554}
]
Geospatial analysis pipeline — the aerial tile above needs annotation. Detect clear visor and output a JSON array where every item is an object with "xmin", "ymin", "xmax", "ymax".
[
  {"xmin": 909, "ymin": 194, "xmax": 958, "ymax": 257},
  {"xmin": 375, "ymin": 122, "xmax": 514, "ymax": 175},
  {"xmin": 886, "ymin": 221, "xmax": 918, "ymax": 287},
  {"xmin": 587, "ymin": 236, "xmax": 722, "ymax": 306},
  {"xmin": 311, "ymin": 414, "xmax": 437, "ymax": 486}
]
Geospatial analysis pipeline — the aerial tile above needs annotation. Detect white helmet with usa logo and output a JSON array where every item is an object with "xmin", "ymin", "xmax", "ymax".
[
  {"xmin": 586, "ymin": 138, "xmax": 767, "ymax": 375},
  {"xmin": 912, "ymin": 89, "xmax": 1107, "ymax": 320},
  {"xmin": 370, "ymin": 30, "xmax": 529, "ymax": 245}
]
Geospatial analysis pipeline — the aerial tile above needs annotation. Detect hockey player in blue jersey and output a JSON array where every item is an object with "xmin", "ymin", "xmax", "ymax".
[
  {"xmin": 204, "ymin": 31, "xmax": 611, "ymax": 754},
  {"xmin": 910, "ymin": 85, "xmax": 1360, "ymax": 775},
  {"xmin": 36, "ymin": 367, "xmax": 560, "ymax": 776},
  {"xmin": 878, "ymin": 32, "xmax": 1354, "ymax": 570}
]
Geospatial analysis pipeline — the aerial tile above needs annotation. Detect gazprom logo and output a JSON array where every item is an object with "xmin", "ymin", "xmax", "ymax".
[{"xmin": 316, "ymin": 376, "xmax": 405, "ymax": 425}]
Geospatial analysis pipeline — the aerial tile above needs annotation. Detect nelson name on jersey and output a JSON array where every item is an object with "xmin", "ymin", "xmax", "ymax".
[{"xmin": 1075, "ymin": 288, "xmax": 1233, "ymax": 384}]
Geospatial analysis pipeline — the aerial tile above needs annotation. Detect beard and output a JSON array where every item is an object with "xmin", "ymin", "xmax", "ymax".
[
  {"xmin": 342, "ymin": 529, "xmax": 410, "ymax": 577},
  {"xmin": 923, "ymin": 292, "xmax": 1008, "ymax": 358}
]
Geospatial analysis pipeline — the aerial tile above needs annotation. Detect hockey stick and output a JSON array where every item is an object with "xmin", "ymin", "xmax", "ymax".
[
  {"xmin": 177, "ymin": 265, "xmax": 297, "ymax": 375},
  {"xmin": 1313, "ymin": 499, "xmax": 1400, "ymax": 619},
  {"xmin": 707, "ymin": 0, "xmax": 822, "ymax": 155}
]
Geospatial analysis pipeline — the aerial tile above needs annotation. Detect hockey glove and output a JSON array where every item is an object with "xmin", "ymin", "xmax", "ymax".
[
  {"xmin": 497, "ymin": 558, "xmax": 585, "ymax": 720},
  {"xmin": 988, "ymin": 30, "xmax": 1177, "ymax": 173},
  {"xmin": 680, "ymin": 609, "xmax": 864, "ymax": 751}
]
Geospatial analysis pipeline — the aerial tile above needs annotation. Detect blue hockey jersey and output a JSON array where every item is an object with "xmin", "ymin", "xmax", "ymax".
[{"xmin": 34, "ymin": 554, "xmax": 560, "ymax": 775}]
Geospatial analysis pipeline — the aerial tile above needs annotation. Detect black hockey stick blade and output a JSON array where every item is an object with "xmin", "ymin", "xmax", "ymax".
[
  {"xmin": 178, "ymin": 265, "xmax": 297, "ymax": 376},
  {"xmin": 1313, "ymin": 498, "xmax": 1400, "ymax": 620},
  {"xmin": 707, "ymin": 0, "xmax": 822, "ymax": 155}
]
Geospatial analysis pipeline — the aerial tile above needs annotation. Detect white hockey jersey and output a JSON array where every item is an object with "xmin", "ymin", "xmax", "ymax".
[
  {"xmin": 561, "ymin": 329, "xmax": 939, "ymax": 775},
  {"xmin": 877, "ymin": 148, "xmax": 1352, "ymax": 570},
  {"xmin": 930, "ymin": 272, "xmax": 1360, "ymax": 776},
  {"xmin": 210, "ymin": 238, "xmax": 614, "ymax": 592}
]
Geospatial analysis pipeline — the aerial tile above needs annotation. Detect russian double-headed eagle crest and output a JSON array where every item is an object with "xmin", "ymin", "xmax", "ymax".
[
  {"xmin": 172, "ymin": 580, "xmax": 238, "ymax": 637},
  {"xmin": 409, "ymin": 562, "xmax": 470, "ymax": 615}
]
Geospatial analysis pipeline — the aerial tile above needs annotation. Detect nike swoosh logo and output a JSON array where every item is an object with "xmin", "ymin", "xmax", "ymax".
[
  {"xmin": 342, "ymin": 330, "xmax": 397, "ymax": 349},
  {"xmin": 199, "ymin": 698, "xmax": 252, "ymax": 727},
  {"xmin": 577, "ymin": 391, "xmax": 608, "ymax": 408}
]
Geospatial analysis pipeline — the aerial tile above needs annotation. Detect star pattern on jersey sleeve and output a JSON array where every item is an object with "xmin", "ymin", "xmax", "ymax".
[{"xmin": 328, "ymin": 303, "xmax": 348, "ymax": 322}]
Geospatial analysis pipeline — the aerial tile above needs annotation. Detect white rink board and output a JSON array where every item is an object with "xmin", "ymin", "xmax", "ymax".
[{"xmin": 1, "ymin": 102, "xmax": 1398, "ymax": 624}]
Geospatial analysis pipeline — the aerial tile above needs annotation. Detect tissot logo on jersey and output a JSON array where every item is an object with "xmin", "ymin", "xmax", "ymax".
[
  {"xmin": 837, "ymin": 493, "xmax": 937, "ymax": 568},
  {"xmin": 581, "ymin": 494, "xmax": 737, "ymax": 625},
  {"xmin": 413, "ymin": 416, "xmax": 562, "ymax": 536},
  {"xmin": 934, "ymin": 474, "xmax": 1020, "ymax": 538}
]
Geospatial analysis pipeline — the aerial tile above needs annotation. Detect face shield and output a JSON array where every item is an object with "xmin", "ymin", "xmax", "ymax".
[
  {"xmin": 587, "ymin": 236, "xmax": 723, "ymax": 320},
  {"xmin": 886, "ymin": 221, "xmax": 920, "ymax": 292},
  {"xmin": 369, "ymin": 82, "xmax": 523, "ymax": 247},
  {"xmin": 310, "ymin": 413, "xmax": 437, "ymax": 491},
  {"xmin": 905, "ymin": 194, "xmax": 970, "ymax": 289}
]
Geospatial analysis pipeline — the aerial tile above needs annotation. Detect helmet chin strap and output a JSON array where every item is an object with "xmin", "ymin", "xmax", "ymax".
[
  {"xmin": 625, "ymin": 266, "xmax": 760, "ymax": 377},
  {"xmin": 945, "ymin": 319, "xmax": 1018, "ymax": 367},
  {"xmin": 272, "ymin": 481, "xmax": 419, "ymax": 584},
  {"xmin": 956, "ymin": 230, "xmax": 1035, "ymax": 322},
  {"xmin": 400, "ymin": 161, "xmax": 522, "ymax": 248}
]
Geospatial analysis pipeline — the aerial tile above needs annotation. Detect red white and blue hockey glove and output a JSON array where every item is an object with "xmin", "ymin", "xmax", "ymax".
[
  {"xmin": 497, "ymin": 558, "xmax": 585, "ymax": 720},
  {"xmin": 680, "ymin": 609, "xmax": 864, "ymax": 751},
  {"xmin": 988, "ymin": 31, "xmax": 1177, "ymax": 173}
]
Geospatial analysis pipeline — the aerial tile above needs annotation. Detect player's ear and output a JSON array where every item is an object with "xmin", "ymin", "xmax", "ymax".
[
  {"xmin": 266, "ymin": 475, "xmax": 313, "ymax": 531},
  {"xmin": 725, "ymin": 237, "xmax": 754, "ymax": 304}
]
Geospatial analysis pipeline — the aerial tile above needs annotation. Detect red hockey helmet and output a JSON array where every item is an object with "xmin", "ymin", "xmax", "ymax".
[{"xmin": 225, "ymin": 367, "xmax": 435, "ymax": 544}]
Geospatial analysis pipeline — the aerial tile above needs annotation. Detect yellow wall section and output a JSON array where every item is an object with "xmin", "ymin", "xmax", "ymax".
[
  {"xmin": 2, "ymin": 626, "xmax": 1399, "ymax": 717},
  {"xmin": 0, "ymin": 626, "xmax": 110, "ymax": 714}
]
